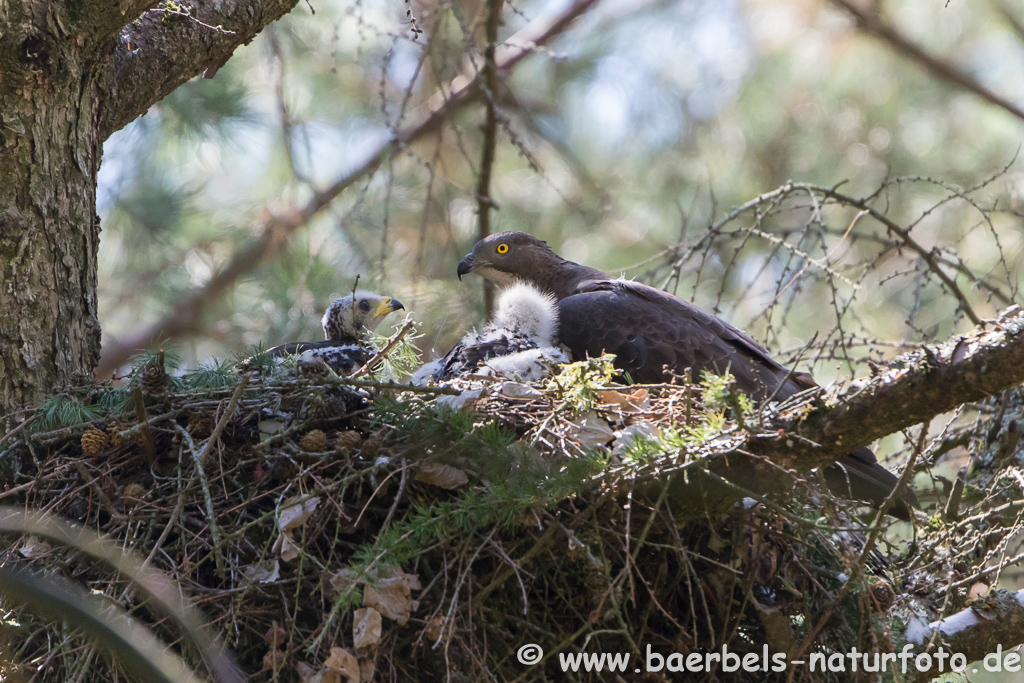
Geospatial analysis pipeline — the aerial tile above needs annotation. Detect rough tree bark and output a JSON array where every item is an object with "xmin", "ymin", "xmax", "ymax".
[{"xmin": 0, "ymin": 0, "xmax": 300, "ymax": 415}]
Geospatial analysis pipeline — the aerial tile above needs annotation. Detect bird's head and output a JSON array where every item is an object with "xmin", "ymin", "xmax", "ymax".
[
  {"xmin": 322, "ymin": 291, "xmax": 405, "ymax": 341},
  {"xmin": 457, "ymin": 231, "xmax": 557, "ymax": 288}
]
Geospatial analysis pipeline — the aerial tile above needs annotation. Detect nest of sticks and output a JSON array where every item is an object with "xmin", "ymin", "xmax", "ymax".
[{"xmin": 0, "ymin": 346, "xmax": 994, "ymax": 683}]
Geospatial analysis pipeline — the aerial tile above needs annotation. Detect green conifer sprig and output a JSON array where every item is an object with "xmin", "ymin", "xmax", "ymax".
[
  {"xmin": 367, "ymin": 328, "xmax": 424, "ymax": 381},
  {"xmin": 32, "ymin": 391, "xmax": 105, "ymax": 433},
  {"xmin": 546, "ymin": 355, "xmax": 616, "ymax": 411},
  {"xmin": 230, "ymin": 342, "xmax": 288, "ymax": 376},
  {"xmin": 96, "ymin": 387, "xmax": 134, "ymax": 416},
  {"xmin": 183, "ymin": 359, "xmax": 237, "ymax": 389}
]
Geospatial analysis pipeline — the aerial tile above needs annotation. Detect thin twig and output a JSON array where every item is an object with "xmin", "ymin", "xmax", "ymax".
[
  {"xmin": 190, "ymin": 374, "xmax": 249, "ymax": 577},
  {"xmin": 196, "ymin": 374, "xmax": 250, "ymax": 470},
  {"xmin": 797, "ymin": 183, "xmax": 982, "ymax": 325}
]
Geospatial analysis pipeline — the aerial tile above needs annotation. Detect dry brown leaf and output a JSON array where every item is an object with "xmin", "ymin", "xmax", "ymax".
[
  {"xmin": 612, "ymin": 421, "xmax": 660, "ymax": 456},
  {"xmin": 969, "ymin": 582, "xmax": 991, "ymax": 601},
  {"xmin": 569, "ymin": 412, "xmax": 614, "ymax": 449},
  {"xmin": 596, "ymin": 388, "xmax": 649, "ymax": 412},
  {"xmin": 278, "ymin": 495, "xmax": 320, "ymax": 531},
  {"xmin": 362, "ymin": 571, "xmax": 421, "ymax": 625},
  {"xmin": 262, "ymin": 648, "xmax": 286, "ymax": 673},
  {"xmin": 329, "ymin": 568, "xmax": 360, "ymax": 596},
  {"xmin": 273, "ymin": 495, "xmax": 320, "ymax": 561},
  {"xmin": 296, "ymin": 662, "xmax": 322, "ymax": 683},
  {"xmin": 264, "ymin": 622, "xmax": 287, "ymax": 648},
  {"xmin": 325, "ymin": 646, "xmax": 360, "ymax": 682},
  {"xmin": 415, "ymin": 462, "xmax": 469, "ymax": 489},
  {"xmin": 241, "ymin": 559, "xmax": 281, "ymax": 586},
  {"xmin": 424, "ymin": 614, "xmax": 452, "ymax": 644},
  {"xmin": 353, "ymin": 608, "xmax": 382, "ymax": 650},
  {"xmin": 359, "ymin": 658, "xmax": 376, "ymax": 683},
  {"xmin": 272, "ymin": 532, "xmax": 300, "ymax": 562},
  {"xmin": 19, "ymin": 536, "xmax": 52, "ymax": 559}
]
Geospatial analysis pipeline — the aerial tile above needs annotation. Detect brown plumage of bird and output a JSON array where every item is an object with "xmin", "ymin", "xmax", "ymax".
[{"xmin": 457, "ymin": 231, "xmax": 917, "ymax": 520}]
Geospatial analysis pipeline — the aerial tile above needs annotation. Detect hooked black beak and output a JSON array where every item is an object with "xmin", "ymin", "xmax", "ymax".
[{"xmin": 457, "ymin": 253, "xmax": 475, "ymax": 281}]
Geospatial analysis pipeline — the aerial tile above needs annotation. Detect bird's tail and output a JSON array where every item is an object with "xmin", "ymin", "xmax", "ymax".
[{"xmin": 825, "ymin": 447, "xmax": 919, "ymax": 521}]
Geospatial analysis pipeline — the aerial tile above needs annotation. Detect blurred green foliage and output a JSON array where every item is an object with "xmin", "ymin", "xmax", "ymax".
[{"xmin": 97, "ymin": 0, "xmax": 1023, "ymax": 377}]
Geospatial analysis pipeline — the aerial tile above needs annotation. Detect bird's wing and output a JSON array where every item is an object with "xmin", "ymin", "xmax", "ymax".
[
  {"xmin": 558, "ymin": 279, "xmax": 917, "ymax": 519},
  {"xmin": 435, "ymin": 330, "xmax": 539, "ymax": 381},
  {"xmin": 557, "ymin": 279, "xmax": 808, "ymax": 398},
  {"xmin": 262, "ymin": 341, "xmax": 370, "ymax": 375},
  {"xmin": 264, "ymin": 341, "xmax": 334, "ymax": 357}
]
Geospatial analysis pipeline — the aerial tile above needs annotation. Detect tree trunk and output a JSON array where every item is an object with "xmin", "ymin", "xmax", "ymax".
[{"xmin": 0, "ymin": 13, "xmax": 103, "ymax": 412}]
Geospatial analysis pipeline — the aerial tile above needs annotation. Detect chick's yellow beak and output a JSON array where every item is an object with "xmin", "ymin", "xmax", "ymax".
[{"xmin": 373, "ymin": 297, "xmax": 405, "ymax": 318}]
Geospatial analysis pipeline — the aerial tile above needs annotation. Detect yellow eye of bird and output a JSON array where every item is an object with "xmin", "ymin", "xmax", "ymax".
[{"xmin": 496, "ymin": 243, "xmax": 509, "ymax": 254}]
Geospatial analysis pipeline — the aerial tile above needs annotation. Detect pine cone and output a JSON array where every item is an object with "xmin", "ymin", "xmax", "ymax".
[
  {"xmin": 335, "ymin": 430, "xmax": 363, "ymax": 454},
  {"xmin": 123, "ymin": 483, "xmax": 147, "ymax": 510},
  {"xmin": 188, "ymin": 410, "xmax": 214, "ymax": 438},
  {"xmin": 299, "ymin": 392, "xmax": 330, "ymax": 421},
  {"xmin": 80, "ymin": 428, "xmax": 109, "ymax": 456},
  {"xmin": 139, "ymin": 350, "xmax": 168, "ymax": 395},
  {"xmin": 299, "ymin": 429, "xmax": 328, "ymax": 452},
  {"xmin": 361, "ymin": 434, "xmax": 382, "ymax": 457}
]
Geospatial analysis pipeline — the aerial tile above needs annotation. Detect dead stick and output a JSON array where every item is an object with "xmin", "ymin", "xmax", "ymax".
[
  {"xmin": 130, "ymin": 386, "xmax": 157, "ymax": 466},
  {"xmin": 192, "ymin": 374, "xmax": 249, "ymax": 577},
  {"xmin": 73, "ymin": 462, "xmax": 121, "ymax": 520},
  {"xmin": 196, "ymin": 374, "xmax": 250, "ymax": 470}
]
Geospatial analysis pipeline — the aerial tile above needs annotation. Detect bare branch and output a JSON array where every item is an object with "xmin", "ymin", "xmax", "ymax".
[
  {"xmin": 750, "ymin": 308, "xmax": 1024, "ymax": 470},
  {"xmin": 907, "ymin": 588, "xmax": 1024, "ymax": 681},
  {"xmin": 799, "ymin": 182, "xmax": 984, "ymax": 325},
  {"xmin": 98, "ymin": 0, "xmax": 302, "ymax": 140},
  {"xmin": 830, "ymin": 0, "xmax": 1024, "ymax": 124},
  {"xmin": 96, "ymin": 0, "xmax": 603, "ymax": 374}
]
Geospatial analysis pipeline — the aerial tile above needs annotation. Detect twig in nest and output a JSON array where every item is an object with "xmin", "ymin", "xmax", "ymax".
[
  {"xmin": 379, "ymin": 458, "xmax": 410, "ymax": 535},
  {"xmin": 130, "ymin": 386, "xmax": 157, "ymax": 466},
  {"xmin": 277, "ymin": 375, "xmax": 462, "ymax": 395},
  {"xmin": 73, "ymin": 462, "xmax": 120, "ymax": 520},
  {"xmin": 197, "ymin": 374, "xmax": 250, "ymax": 470},
  {"xmin": 0, "ymin": 414, "xmax": 34, "ymax": 449},
  {"xmin": 179, "ymin": 425, "xmax": 228, "ymax": 578},
  {"xmin": 191, "ymin": 374, "xmax": 249, "ymax": 578},
  {"xmin": 351, "ymin": 318, "xmax": 416, "ymax": 379}
]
